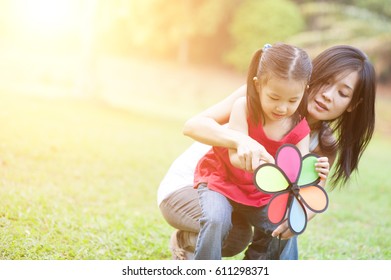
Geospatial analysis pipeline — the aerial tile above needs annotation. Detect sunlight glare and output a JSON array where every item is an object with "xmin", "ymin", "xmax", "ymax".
[{"xmin": 15, "ymin": 0, "xmax": 78, "ymax": 34}]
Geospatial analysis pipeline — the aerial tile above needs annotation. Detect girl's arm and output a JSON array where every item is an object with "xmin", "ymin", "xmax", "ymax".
[
  {"xmin": 227, "ymin": 97, "xmax": 275, "ymax": 171},
  {"xmin": 227, "ymin": 97, "xmax": 250, "ymax": 170},
  {"xmin": 183, "ymin": 85, "xmax": 274, "ymax": 170},
  {"xmin": 295, "ymin": 134, "xmax": 310, "ymax": 156}
]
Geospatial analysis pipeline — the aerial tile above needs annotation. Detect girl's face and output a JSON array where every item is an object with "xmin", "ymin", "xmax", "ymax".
[
  {"xmin": 259, "ymin": 77, "xmax": 305, "ymax": 123},
  {"xmin": 307, "ymin": 71, "xmax": 359, "ymax": 123}
]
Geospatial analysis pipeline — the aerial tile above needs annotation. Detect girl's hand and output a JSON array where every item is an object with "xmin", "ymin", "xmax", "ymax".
[
  {"xmin": 315, "ymin": 157, "xmax": 329, "ymax": 181},
  {"xmin": 271, "ymin": 220, "xmax": 294, "ymax": 240},
  {"xmin": 236, "ymin": 136, "xmax": 274, "ymax": 172}
]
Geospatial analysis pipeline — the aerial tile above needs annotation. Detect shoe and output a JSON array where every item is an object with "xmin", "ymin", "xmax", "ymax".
[{"xmin": 170, "ymin": 230, "xmax": 195, "ymax": 260}]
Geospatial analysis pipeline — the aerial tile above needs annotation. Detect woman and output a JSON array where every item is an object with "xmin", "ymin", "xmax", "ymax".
[{"xmin": 158, "ymin": 45, "xmax": 376, "ymax": 259}]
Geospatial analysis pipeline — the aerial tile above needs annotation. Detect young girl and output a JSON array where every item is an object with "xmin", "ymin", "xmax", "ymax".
[{"xmin": 192, "ymin": 43, "xmax": 329, "ymax": 259}]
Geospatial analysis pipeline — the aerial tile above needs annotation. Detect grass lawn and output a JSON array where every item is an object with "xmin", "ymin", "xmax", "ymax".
[
  {"xmin": 0, "ymin": 57, "xmax": 390, "ymax": 260},
  {"xmin": 300, "ymin": 134, "xmax": 391, "ymax": 259},
  {"xmin": 0, "ymin": 92, "xmax": 187, "ymax": 259}
]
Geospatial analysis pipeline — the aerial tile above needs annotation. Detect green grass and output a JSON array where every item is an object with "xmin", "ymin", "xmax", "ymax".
[
  {"xmin": 0, "ymin": 92, "xmax": 189, "ymax": 259},
  {"xmin": 300, "ymin": 135, "xmax": 391, "ymax": 259},
  {"xmin": 0, "ymin": 68, "xmax": 390, "ymax": 259}
]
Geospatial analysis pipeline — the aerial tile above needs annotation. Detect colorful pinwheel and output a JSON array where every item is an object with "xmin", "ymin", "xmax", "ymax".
[{"xmin": 254, "ymin": 144, "xmax": 328, "ymax": 234}]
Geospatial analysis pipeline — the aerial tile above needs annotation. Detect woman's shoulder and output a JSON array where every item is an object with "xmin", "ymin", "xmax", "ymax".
[
  {"xmin": 318, "ymin": 122, "xmax": 337, "ymax": 145},
  {"xmin": 311, "ymin": 122, "xmax": 337, "ymax": 163}
]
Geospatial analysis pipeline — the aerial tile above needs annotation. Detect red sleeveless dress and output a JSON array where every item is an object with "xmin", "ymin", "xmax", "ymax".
[{"xmin": 194, "ymin": 118, "xmax": 310, "ymax": 207}]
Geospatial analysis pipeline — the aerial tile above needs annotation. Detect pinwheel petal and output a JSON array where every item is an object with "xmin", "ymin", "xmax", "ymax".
[
  {"xmin": 267, "ymin": 192, "xmax": 290, "ymax": 224},
  {"xmin": 288, "ymin": 197, "xmax": 307, "ymax": 234},
  {"xmin": 254, "ymin": 164, "xmax": 289, "ymax": 193},
  {"xmin": 276, "ymin": 144, "xmax": 301, "ymax": 183},
  {"xmin": 299, "ymin": 185, "xmax": 328, "ymax": 213},
  {"xmin": 298, "ymin": 154, "xmax": 320, "ymax": 186}
]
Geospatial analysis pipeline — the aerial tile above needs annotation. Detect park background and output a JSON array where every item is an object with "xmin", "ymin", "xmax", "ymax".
[{"xmin": 0, "ymin": 0, "xmax": 390, "ymax": 259}]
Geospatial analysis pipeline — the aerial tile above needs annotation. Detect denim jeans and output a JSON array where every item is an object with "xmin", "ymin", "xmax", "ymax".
[
  {"xmin": 194, "ymin": 184, "xmax": 234, "ymax": 259},
  {"xmin": 159, "ymin": 185, "xmax": 252, "ymax": 257},
  {"xmin": 244, "ymin": 228, "xmax": 298, "ymax": 260},
  {"xmin": 195, "ymin": 184, "xmax": 298, "ymax": 260}
]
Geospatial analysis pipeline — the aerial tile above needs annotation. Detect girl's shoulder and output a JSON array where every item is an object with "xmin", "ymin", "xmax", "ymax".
[
  {"xmin": 294, "ymin": 117, "xmax": 310, "ymax": 133},
  {"xmin": 234, "ymin": 96, "xmax": 247, "ymax": 105}
]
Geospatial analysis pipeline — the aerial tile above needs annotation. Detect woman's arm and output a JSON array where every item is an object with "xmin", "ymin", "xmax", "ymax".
[
  {"xmin": 183, "ymin": 85, "xmax": 247, "ymax": 148},
  {"xmin": 183, "ymin": 85, "xmax": 274, "ymax": 170}
]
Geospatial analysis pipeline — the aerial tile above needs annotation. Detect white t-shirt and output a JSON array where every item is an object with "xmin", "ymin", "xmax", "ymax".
[
  {"xmin": 157, "ymin": 142, "xmax": 211, "ymax": 206},
  {"xmin": 157, "ymin": 133, "xmax": 320, "ymax": 206}
]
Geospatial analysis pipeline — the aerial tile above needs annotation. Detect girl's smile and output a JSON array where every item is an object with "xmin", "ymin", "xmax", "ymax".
[{"xmin": 271, "ymin": 112, "xmax": 286, "ymax": 120}]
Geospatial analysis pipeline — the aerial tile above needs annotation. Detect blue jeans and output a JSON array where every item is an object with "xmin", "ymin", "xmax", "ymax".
[
  {"xmin": 159, "ymin": 185, "xmax": 252, "ymax": 256},
  {"xmin": 244, "ymin": 228, "xmax": 298, "ymax": 260},
  {"xmin": 195, "ymin": 184, "xmax": 298, "ymax": 260}
]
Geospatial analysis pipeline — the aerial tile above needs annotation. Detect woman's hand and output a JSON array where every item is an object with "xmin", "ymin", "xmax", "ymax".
[
  {"xmin": 236, "ymin": 136, "xmax": 274, "ymax": 172},
  {"xmin": 271, "ymin": 205, "xmax": 318, "ymax": 240},
  {"xmin": 315, "ymin": 157, "xmax": 330, "ymax": 181}
]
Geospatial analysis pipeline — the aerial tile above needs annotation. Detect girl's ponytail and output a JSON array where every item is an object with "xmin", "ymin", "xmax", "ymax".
[{"xmin": 246, "ymin": 49, "xmax": 264, "ymax": 125}]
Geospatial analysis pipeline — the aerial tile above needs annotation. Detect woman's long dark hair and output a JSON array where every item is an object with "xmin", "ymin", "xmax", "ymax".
[{"xmin": 308, "ymin": 45, "xmax": 376, "ymax": 187}]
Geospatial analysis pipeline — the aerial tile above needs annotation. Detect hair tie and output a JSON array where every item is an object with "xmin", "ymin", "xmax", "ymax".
[
  {"xmin": 258, "ymin": 43, "xmax": 272, "ymax": 73},
  {"xmin": 263, "ymin": 43, "xmax": 272, "ymax": 51}
]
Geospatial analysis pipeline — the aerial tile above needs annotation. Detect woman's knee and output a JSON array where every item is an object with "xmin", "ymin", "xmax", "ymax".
[{"xmin": 159, "ymin": 187, "xmax": 201, "ymax": 232}]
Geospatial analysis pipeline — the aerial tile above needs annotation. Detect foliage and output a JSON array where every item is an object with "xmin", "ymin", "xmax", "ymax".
[
  {"xmin": 103, "ymin": 0, "xmax": 237, "ymax": 64},
  {"xmin": 224, "ymin": 0, "xmax": 305, "ymax": 72},
  {"xmin": 51, "ymin": 0, "xmax": 390, "ymax": 78},
  {"xmin": 287, "ymin": 2, "xmax": 391, "ymax": 81},
  {"xmin": 1, "ymin": 0, "xmax": 390, "ymax": 78},
  {"xmin": 297, "ymin": 2, "xmax": 391, "ymax": 43},
  {"xmin": 352, "ymin": 0, "xmax": 391, "ymax": 18},
  {"xmin": 291, "ymin": 0, "xmax": 391, "ymax": 18}
]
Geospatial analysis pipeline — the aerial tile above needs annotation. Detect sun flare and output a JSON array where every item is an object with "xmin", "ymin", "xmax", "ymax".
[{"xmin": 12, "ymin": 0, "xmax": 79, "ymax": 34}]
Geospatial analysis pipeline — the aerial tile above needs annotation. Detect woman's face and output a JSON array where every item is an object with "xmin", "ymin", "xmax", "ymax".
[{"xmin": 307, "ymin": 70, "xmax": 359, "ymax": 123}]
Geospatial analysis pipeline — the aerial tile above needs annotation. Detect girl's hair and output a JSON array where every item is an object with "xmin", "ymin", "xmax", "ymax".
[
  {"xmin": 246, "ymin": 43, "xmax": 312, "ymax": 125},
  {"xmin": 307, "ymin": 45, "xmax": 376, "ymax": 187}
]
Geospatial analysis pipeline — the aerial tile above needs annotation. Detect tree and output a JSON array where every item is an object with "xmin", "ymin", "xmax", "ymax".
[
  {"xmin": 353, "ymin": 0, "xmax": 391, "ymax": 19},
  {"xmin": 289, "ymin": 2, "xmax": 391, "ymax": 81},
  {"xmin": 121, "ymin": 0, "xmax": 235, "ymax": 64},
  {"xmin": 225, "ymin": 0, "xmax": 305, "ymax": 71}
]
